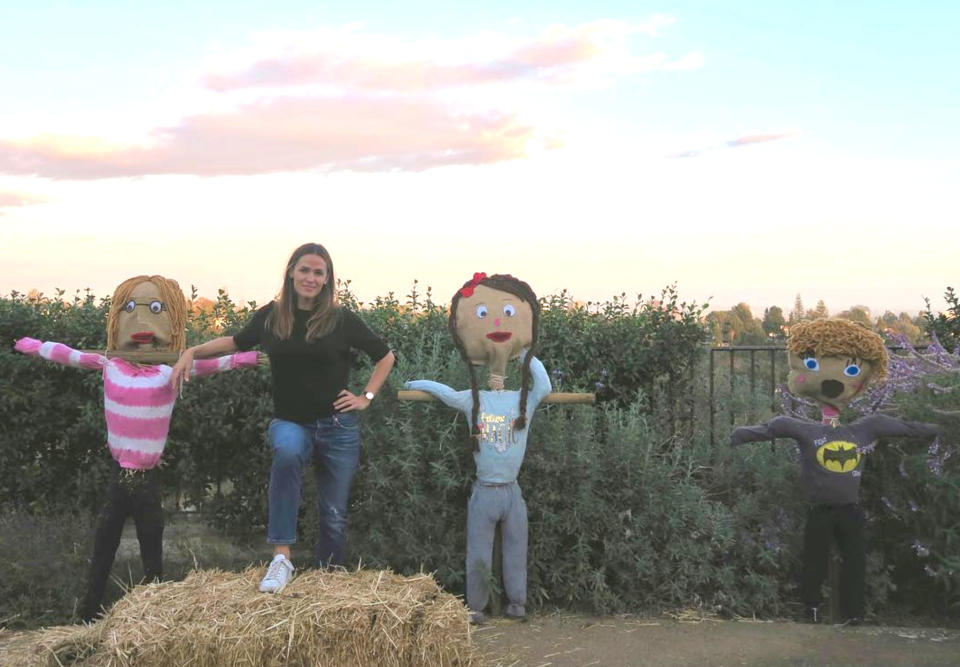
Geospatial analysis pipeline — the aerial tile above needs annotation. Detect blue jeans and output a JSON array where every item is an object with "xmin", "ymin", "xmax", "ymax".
[{"xmin": 267, "ymin": 413, "xmax": 360, "ymax": 567}]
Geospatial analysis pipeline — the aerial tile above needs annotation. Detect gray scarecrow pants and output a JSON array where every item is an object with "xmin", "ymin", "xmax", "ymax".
[{"xmin": 466, "ymin": 480, "xmax": 528, "ymax": 617}]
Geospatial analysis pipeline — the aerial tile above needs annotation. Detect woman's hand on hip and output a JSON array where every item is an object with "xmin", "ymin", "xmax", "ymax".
[{"xmin": 333, "ymin": 389, "xmax": 370, "ymax": 412}]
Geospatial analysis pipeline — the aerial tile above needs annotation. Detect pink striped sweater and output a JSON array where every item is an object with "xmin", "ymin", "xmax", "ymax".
[{"xmin": 14, "ymin": 337, "xmax": 259, "ymax": 470}]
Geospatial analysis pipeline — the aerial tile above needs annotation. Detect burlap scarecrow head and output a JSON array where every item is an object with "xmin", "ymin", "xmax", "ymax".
[
  {"xmin": 786, "ymin": 318, "xmax": 889, "ymax": 414},
  {"xmin": 106, "ymin": 275, "xmax": 188, "ymax": 353},
  {"xmin": 449, "ymin": 273, "xmax": 538, "ymax": 391}
]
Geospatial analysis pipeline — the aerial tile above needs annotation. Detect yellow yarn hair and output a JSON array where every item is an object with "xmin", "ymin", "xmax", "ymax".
[
  {"xmin": 788, "ymin": 318, "xmax": 888, "ymax": 379},
  {"xmin": 106, "ymin": 275, "xmax": 188, "ymax": 352}
]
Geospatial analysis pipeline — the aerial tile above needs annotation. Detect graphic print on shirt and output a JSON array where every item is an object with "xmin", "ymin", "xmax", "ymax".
[
  {"xmin": 816, "ymin": 440, "xmax": 861, "ymax": 473},
  {"xmin": 478, "ymin": 411, "xmax": 517, "ymax": 452}
]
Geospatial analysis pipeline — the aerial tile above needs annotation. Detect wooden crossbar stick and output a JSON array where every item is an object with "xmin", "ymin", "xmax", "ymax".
[
  {"xmin": 398, "ymin": 390, "xmax": 594, "ymax": 404},
  {"xmin": 83, "ymin": 350, "xmax": 184, "ymax": 364},
  {"xmin": 82, "ymin": 350, "xmax": 269, "ymax": 365},
  {"xmin": 82, "ymin": 352, "xmax": 595, "ymax": 406}
]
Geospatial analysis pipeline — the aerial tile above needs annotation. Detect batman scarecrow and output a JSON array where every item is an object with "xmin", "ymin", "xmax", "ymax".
[{"xmin": 731, "ymin": 318, "xmax": 941, "ymax": 625}]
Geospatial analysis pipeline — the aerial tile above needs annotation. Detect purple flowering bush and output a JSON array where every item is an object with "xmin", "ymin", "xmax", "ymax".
[{"xmin": 852, "ymin": 333, "xmax": 960, "ymax": 618}]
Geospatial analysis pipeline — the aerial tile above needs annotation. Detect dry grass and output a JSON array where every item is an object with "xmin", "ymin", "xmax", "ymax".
[{"xmin": 9, "ymin": 567, "xmax": 478, "ymax": 666}]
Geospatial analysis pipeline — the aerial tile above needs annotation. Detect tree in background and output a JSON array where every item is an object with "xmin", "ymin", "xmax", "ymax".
[
  {"xmin": 837, "ymin": 305, "xmax": 872, "ymax": 327},
  {"xmin": 877, "ymin": 311, "xmax": 925, "ymax": 345},
  {"xmin": 762, "ymin": 306, "xmax": 786, "ymax": 340},
  {"xmin": 707, "ymin": 303, "xmax": 768, "ymax": 345},
  {"xmin": 789, "ymin": 294, "xmax": 805, "ymax": 323},
  {"xmin": 923, "ymin": 287, "xmax": 959, "ymax": 352}
]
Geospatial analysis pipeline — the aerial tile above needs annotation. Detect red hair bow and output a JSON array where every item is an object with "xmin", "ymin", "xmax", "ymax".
[{"xmin": 458, "ymin": 272, "xmax": 487, "ymax": 298}]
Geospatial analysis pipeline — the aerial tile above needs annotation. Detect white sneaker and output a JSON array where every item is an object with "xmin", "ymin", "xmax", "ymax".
[{"xmin": 258, "ymin": 554, "xmax": 295, "ymax": 593}]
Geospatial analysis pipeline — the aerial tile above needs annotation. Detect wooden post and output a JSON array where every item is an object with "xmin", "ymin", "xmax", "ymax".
[
  {"xmin": 828, "ymin": 550, "xmax": 841, "ymax": 623},
  {"xmin": 491, "ymin": 525, "xmax": 503, "ymax": 617},
  {"xmin": 83, "ymin": 350, "xmax": 184, "ymax": 364},
  {"xmin": 398, "ymin": 390, "xmax": 595, "ymax": 404}
]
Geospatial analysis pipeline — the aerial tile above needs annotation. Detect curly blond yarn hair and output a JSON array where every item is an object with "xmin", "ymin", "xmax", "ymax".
[{"xmin": 788, "ymin": 318, "xmax": 888, "ymax": 379}]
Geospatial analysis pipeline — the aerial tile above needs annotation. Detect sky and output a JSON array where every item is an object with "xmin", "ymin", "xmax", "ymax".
[{"xmin": 1, "ymin": 0, "xmax": 957, "ymax": 317}]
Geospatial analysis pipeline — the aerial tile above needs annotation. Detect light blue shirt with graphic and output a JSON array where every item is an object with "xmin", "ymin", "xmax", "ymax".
[{"xmin": 405, "ymin": 356, "xmax": 551, "ymax": 483}]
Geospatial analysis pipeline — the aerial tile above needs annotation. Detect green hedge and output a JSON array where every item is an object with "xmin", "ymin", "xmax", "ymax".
[{"xmin": 1, "ymin": 284, "xmax": 957, "ymax": 628}]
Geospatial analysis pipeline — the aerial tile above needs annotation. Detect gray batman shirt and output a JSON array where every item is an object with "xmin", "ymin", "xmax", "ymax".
[{"xmin": 731, "ymin": 414, "xmax": 940, "ymax": 505}]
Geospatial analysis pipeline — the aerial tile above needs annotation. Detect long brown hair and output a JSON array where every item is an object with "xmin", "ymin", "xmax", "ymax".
[
  {"xmin": 267, "ymin": 242, "xmax": 341, "ymax": 341},
  {"xmin": 449, "ymin": 274, "xmax": 540, "ymax": 448},
  {"xmin": 107, "ymin": 275, "xmax": 188, "ymax": 351}
]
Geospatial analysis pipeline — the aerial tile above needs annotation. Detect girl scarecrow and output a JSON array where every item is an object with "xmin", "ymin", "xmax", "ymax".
[
  {"xmin": 14, "ymin": 274, "xmax": 262, "ymax": 621},
  {"xmin": 404, "ymin": 273, "xmax": 551, "ymax": 624},
  {"xmin": 731, "ymin": 318, "xmax": 941, "ymax": 625}
]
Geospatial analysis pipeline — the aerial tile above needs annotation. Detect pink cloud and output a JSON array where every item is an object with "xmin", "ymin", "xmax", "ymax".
[
  {"xmin": 726, "ymin": 132, "xmax": 796, "ymax": 148},
  {"xmin": 204, "ymin": 31, "xmax": 614, "ymax": 92},
  {"xmin": 206, "ymin": 56, "xmax": 535, "ymax": 93},
  {"xmin": 667, "ymin": 149, "xmax": 701, "ymax": 159},
  {"xmin": 0, "ymin": 96, "xmax": 540, "ymax": 180},
  {"xmin": 669, "ymin": 131, "xmax": 798, "ymax": 158},
  {"xmin": 0, "ymin": 190, "xmax": 46, "ymax": 214}
]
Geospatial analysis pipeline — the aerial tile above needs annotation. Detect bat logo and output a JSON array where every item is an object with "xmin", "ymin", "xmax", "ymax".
[{"xmin": 816, "ymin": 440, "xmax": 861, "ymax": 473}]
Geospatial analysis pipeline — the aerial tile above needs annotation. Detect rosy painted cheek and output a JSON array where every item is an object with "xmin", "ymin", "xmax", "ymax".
[{"xmin": 795, "ymin": 374, "xmax": 806, "ymax": 384}]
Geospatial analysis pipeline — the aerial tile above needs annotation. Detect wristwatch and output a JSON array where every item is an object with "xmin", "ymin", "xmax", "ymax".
[{"xmin": 363, "ymin": 391, "xmax": 375, "ymax": 401}]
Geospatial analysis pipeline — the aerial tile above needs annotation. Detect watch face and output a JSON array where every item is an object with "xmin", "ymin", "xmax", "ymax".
[{"xmin": 364, "ymin": 392, "xmax": 375, "ymax": 400}]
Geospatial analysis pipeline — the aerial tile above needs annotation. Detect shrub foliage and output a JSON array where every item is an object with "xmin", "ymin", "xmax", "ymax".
[{"xmin": 1, "ymin": 283, "xmax": 957, "ymax": 628}]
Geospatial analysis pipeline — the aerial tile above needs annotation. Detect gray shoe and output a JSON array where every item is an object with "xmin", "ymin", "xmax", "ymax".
[{"xmin": 505, "ymin": 602, "xmax": 527, "ymax": 621}]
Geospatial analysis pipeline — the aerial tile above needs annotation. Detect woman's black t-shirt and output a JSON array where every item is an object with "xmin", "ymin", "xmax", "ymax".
[{"xmin": 233, "ymin": 302, "xmax": 390, "ymax": 422}]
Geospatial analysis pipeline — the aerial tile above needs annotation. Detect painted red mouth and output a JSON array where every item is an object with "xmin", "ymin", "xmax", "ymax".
[
  {"xmin": 486, "ymin": 331, "xmax": 512, "ymax": 342},
  {"xmin": 130, "ymin": 332, "xmax": 155, "ymax": 344}
]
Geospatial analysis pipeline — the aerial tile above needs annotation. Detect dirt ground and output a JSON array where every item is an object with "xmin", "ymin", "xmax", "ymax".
[
  {"xmin": 4, "ymin": 615, "xmax": 958, "ymax": 667},
  {"xmin": 5, "ymin": 518, "xmax": 957, "ymax": 665},
  {"xmin": 473, "ymin": 613, "xmax": 960, "ymax": 667}
]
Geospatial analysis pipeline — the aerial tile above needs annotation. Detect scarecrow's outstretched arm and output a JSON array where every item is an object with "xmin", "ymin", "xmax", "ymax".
[
  {"xmin": 189, "ymin": 351, "xmax": 262, "ymax": 379},
  {"xmin": 731, "ymin": 416, "xmax": 801, "ymax": 446},
  {"xmin": 857, "ymin": 413, "xmax": 943, "ymax": 441},
  {"xmin": 529, "ymin": 356, "xmax": 552, "ymax": 406},
  {"xmin": 404, "ymin": 380, "xmax": 473, "ymax": 412},
  {"xmin": 14, "ymin": 337, "xmax": 106, "ymax": 370}
]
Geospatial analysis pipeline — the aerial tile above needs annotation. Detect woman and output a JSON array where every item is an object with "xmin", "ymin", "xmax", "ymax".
[{"xmin": 171, "ymin": 243, "xmax": 395, "ymax": 593}]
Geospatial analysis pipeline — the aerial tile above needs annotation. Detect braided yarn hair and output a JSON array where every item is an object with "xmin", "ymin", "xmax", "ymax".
[{"xmin": 448, "ymin": 274, "xmax": 540, "ymax": 449}]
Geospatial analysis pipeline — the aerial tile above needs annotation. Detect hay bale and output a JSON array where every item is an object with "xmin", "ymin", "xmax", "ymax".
[
  {"xmin": 3, "ymin": 623, "xmax": 101, "ymax": 666},
  {"xmin": 31, "ymin": 567, "xmax": 478, "ymax": 666}
]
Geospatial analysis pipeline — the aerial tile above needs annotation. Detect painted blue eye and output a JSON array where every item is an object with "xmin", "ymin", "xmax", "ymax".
[
  {"xmin": 503, "ymin": 303, "xmax": 516, "ymax": 317},
  {"xmin": 804, "ymin": 357, "xmax": 820, "ymax": 371},
  {"xmin": 124, "ymin": 300, "xmax": 137, "ymax": 313},
  {"xmin": 475, "ymin": 304, "xmax": 488, "ymax": 318},
  {"xmin": 844, "ymin": 364, "xmax": 861, "ymax": 377},
  {"xmin": 149, "ymin": 300, "xmax": 164, "ymax": 314}
]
